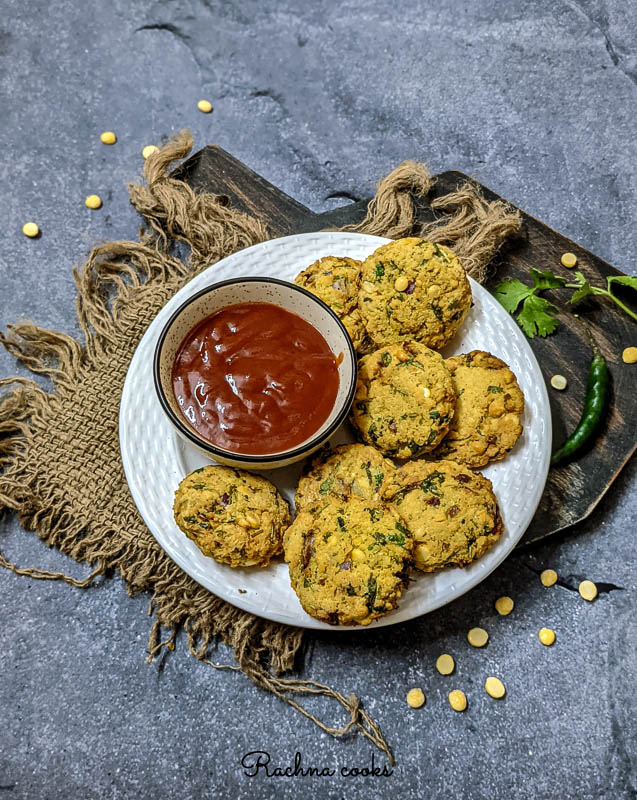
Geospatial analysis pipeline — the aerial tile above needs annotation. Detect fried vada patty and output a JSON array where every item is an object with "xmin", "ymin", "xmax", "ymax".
[
  {"xmin": 358, "ymin": 238, "xmax": 471, "ymax": 350},
  {"xmin": 294, "ymin": 255, "xmax": 370, "ymax": 352},
  {"xmin": 283, "ymin": 496, "xmax": 413, "ymax": 626},
  {"xmin": 350, "ymin": 341, "xmax": 456, "ymax": 458},
  {"xmin": 432, "ymin": 350, "xmax": 525, "ymax": 468},
  {"xmin": 173, "ymin": 466, "xmax": 291, "ymax": 568},
  {"xmin": 383, "ymin": 459, "xmax": 503, "ymax": 572}
]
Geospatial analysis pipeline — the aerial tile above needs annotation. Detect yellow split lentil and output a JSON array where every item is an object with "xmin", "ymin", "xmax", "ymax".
[
  {"xmin": 540, "ymin": 569, "xmax": 558, "ymax": 587},
  {"xmin": 85, "ymin": 194, "xmax": 102, "ymax": 210},
  {"xmin": 484, "ymin": 676, "xmax": 506, "ymax": 699},
  {"xmin": 538, "ymin": 627, "xmax": 556, "ymax": 646},
  {"xmin": 448, "ymin": 690, "xmax": 467, "ymax": 712},
  {"xmin": 467, "ymin": 627, "xmax": 489, "ymax": 648},
  {"xmin": 22, "ymin": 222, "xmax": 39, "ymax": 238},
  {"xmin": 495, "ymin": 596, "xmax": 514, "ymax": 616},
  {"xmin": 142, "ymin": 145, "xmax": 159, "ymax": 159},
  {"xmin": 550, "ymin": 374, "xmax": 568, "ymax": 391},
  {"xmin": 197, "ymin": 99, "xmax": 213, "ymax": 113},
  {"xmin": 406, "ymin": 688, "xmax": 425, "ymax": 708},
  {"xmin": 100, "ymin": 131, "xmax": 117, "ymax": 145},
  {"xmin": 436, "ymin": 654, "xmax": 455, "ymax": 675},
  {"xmin": 579, "ymin": 580, "xmax": 598, "ymax": 601},
  {"xmin": 394, "ymin": 275, "xmax": 409, "ymax": 292},
  {"xmin": 622, "ymin": 347, "xmax": 637, "ymax": 364},
  {"xmin": 560, "ymin": 252, "xmax": 577, "ymax": 268}
]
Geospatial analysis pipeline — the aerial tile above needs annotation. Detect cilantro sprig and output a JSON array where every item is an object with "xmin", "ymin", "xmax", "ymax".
[
  {"xmin": 494, "ymin": 268, "xmax": 637, "ymax": 338},
  {"xmin": 493, "ymin": 268, "xmax": 564, "ymax": 337}
]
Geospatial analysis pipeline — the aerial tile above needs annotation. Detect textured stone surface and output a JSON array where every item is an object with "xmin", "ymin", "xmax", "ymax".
[{"xmin": 0, "ymin": 1, "xmax": 636, "ymax": 798}]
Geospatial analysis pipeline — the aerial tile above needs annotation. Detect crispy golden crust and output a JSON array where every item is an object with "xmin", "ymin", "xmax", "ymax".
[
  {"xmin": 283, "ymin": 497, "xmax": 413, "ymax": 626},
  {"xmin": 294, "ymin": 256, "xmax": 371, "ymax": 352},
  {"xmin": 383, "ymin": 459, "xmax": 503, "ymax": 572},
  {"xmin": 295, "ymin": 443, "xmax": 395, "ymax": 512},
  {"xmin": 173, "ymin": 466, "xmax": 291, "ymax": 568},
  {"xmin": 340, "ymin": 306, "xmax": 372, "ymax": 352},
  {"xmin": 358, "ymin": 238, "xmax": 472, "ymax": 350},
  {"xmin": 295, "ymin": 256, "xmax": 361, "ymax": 313},
  {"xmin": 432, "ymin": 350, "xmax": 525, "ymax": 468},
  {"xmin": 350, "ymin": 341, "xmax": 456, "ymax": 459}
]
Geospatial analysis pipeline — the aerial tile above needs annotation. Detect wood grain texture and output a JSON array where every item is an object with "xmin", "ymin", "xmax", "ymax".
[{"xmin": 174, "ymin": 146, "xmax": 636, "ymax": 546}]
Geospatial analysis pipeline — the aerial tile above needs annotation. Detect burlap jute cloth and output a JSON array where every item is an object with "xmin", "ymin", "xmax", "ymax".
[{"xmin": 0, "ymin": 131, "xmax": 520, "ymax": 763}]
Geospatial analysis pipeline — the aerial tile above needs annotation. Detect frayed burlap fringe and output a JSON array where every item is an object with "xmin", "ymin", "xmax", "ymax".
[
  {"xmin": 344, "ymin": 163, "xmax": 521, "ymax": 282},
  {"xmin": 128, "ymin": 135, "xmax": 269, "ymax": 269},
  {"xmin": 420, "ymin": 185, "xmax": 521, "ymax": 281},
  {"xmin": 0, "ymin": 130, "xmax": 521, "ymax": 765},
  {"xmin": 340, "ymin": 160, "xmax": 435, "ymax": 239}
]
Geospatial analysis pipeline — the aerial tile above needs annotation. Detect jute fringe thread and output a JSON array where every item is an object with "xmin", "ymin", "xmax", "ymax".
[
  {"xmin": 342, "ymin": 160, "xmax": 521, "ymax": 282},
  {"xmin": 0, "ymin": 130, "xmax": 520, "ymax": 764}
]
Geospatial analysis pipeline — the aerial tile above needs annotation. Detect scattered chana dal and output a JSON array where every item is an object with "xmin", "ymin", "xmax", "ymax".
[
  {"xmin": 622, "ymin": 347, "xmax": 637, "ymax": 364},
  {"xmin": 436, "ymin": 654, "xmax": 455, "ymax": 675},
  {"xmin": 540, "ymin": 569, "xmax": 558, "ymax": 587},
  {"xmin": 550, "ymin": 374, "xmax": 568, "ymax": 391},
  {"xmin": 560, "ymin": 252, "xmax": 577, "ymax": 268},
  {"xmin": 579, "ymin": 580, "xmax": 598, "ymax": 601},
  {"xmin": 538, "ymin": 627, "xmax": 556, "ymax": 646},
  {"xmin": 197, "ymin": 99, "xmax": 213, "ymax": 113},
  {"xmin": 22, "ymin": 221, "xmax": 39, "ymax": 238},
  {"xmin": 406, "ymin": 688, "xmax": 426, "ymax": 708},
  {"xmin": 467, "ymin": 627, "xmax": 489, "ymax": 648},
  {"xmin": 142, "ymin": 144, "xmax": 159, "ymax": 159},
  {"xmin": 484, "ymin": 677, "xmax": 506, "ymax": 699},
  {"xmin": 100, "ymin": 131, "xmax": 117, "ymax": 145},
  {"xmin": 495, "ymin": 596, "xmax": 514, "ymax": 616},
  {"xmin": 85, "ymin": 194, "xmax": 102, "ymax": 209},
  {"xmin": 448, "ymin": 690, "xmax": 467, "ymax": 712}
]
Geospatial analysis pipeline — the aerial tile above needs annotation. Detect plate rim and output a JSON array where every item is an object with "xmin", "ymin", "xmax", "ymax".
[{"xmin": 119, "ymin": 231, "xmax": 552, "ymax": 631}]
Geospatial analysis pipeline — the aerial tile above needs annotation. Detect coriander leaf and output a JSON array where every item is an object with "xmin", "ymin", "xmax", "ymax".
[
  {"xmin": 569, "ymin": 286, "xmax": 592, "ymax": 304},
  {"xmin": 493, "ymin": 279, "xmax": 532, "ymax": 313},
  {"xmin": 608, "ymin": 275, "xmax": 637, "ymax": 291},
  {"xmin": 530, "ymin": 268, "xmax": 567, "ymax": 291},
  {"xmin": 517, "ymin": 295, "xmax": 560, "ymax": 338},
  {"xmin": 569, "ymin": 270, "xmax": 589, "ymax": 286},
  {"xmin": 567, "ymin": 271, "xmax": 594, "ymax": 304},
  {"xmin": 366, "ymin": 577, "xmax": 378, "ymax": 611}
]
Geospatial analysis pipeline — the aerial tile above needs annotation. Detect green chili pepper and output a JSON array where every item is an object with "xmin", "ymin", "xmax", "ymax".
[{"xmin": 551, "ymin": 343, "xmax": 610, "ymax": 466}]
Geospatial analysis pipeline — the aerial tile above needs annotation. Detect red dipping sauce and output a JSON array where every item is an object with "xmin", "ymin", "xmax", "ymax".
[{"xmin": 172, "ymin": 302, "xmax": 340, "ymax": 455}]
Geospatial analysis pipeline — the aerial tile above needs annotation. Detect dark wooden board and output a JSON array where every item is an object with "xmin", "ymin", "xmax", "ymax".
[{"xmin": 173, "ymin": 146, "xmax": 636, "ymax": 546}]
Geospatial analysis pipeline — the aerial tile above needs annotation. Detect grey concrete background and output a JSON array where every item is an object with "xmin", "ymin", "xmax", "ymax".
[{"xmin": 1, "ymin": 0, "xmax": 636, "ymax": 798}]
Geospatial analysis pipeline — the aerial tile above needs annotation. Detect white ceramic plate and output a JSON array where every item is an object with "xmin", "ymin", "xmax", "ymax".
[{"xmin": 119, "ymin": 232, "xmax": 551, "ymax": 630}]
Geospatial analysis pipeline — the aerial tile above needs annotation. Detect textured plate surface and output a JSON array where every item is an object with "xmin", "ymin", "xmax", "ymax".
[{"xmin": 119, "ymin": 232, "xmax": 551, "ymax": 630}]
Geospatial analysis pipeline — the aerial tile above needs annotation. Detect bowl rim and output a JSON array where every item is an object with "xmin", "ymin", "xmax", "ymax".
[{"xmin": 153, "ymin": 276, "xmax": 358, "ymax": 464}]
